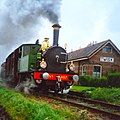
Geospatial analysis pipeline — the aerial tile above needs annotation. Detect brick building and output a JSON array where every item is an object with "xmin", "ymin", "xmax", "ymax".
[{"xmin": 68, "ymin": 39, "xmax": 120, "ymax": 77}]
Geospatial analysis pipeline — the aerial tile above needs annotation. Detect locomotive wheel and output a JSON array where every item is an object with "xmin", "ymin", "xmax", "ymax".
[{"xmin": 37, "ymin": 81, "xmax": 49, "ymax": 92}]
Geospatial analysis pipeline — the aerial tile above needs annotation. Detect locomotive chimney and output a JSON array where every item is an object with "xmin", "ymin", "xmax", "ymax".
[{"xmin": 52, "ymin": 24, "xmax": 61, "ymax": 46}]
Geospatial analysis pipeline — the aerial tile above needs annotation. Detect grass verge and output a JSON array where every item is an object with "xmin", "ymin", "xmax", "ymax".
[
  {"xmin": 71, "ymin": 85, "xmax": 120, "ymax": 104},
  {"xmin": 0, "ymin": 87, "xmax": 80, "ymax": 120}
]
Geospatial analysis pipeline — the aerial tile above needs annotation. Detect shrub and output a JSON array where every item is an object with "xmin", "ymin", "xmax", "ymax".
[
  {"xmin": 78, "ymin": 75, "xmax": 93, "ymax": 86},
  {"xmin": 78, "ymin": 75, "xmax": 107, "ymax": 87},
  {"xmin": 93, "ymin": 76, "xmax": 107, "ymax": 87},
  {"xmin": 107, "ymin": 72, "xmax": 120, "ymax": 87}
]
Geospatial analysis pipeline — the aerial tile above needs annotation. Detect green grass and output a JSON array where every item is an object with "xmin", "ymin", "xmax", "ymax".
[
  {"xmin": 91, "ymin": 87, "xmax": 120, "ymax": 104},
  {"xmin": 71, "ymin": 85, "xmax": 95, "ymax": 92},
  {"xmin": 71, "ymin": 85, "xmax": 120, "ymax": 105},
  {"xmin": 0, "ymin": 86, "xmax": 85, "ymax": 120}
]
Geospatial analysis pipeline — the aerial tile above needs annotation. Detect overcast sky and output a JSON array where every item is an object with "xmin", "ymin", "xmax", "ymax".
[
  {"xmin": 59, "ymin": 0, "xmax": 120, "ymax": 51},
  {"xmin": 0, "ymin": 0, "xmax": 120, "ymax": 65}
]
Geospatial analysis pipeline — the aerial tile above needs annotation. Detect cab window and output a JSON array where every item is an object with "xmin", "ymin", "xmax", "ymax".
[{"xmin": 23, "ymin": 46, "xmax": 30, "ymax": 56}]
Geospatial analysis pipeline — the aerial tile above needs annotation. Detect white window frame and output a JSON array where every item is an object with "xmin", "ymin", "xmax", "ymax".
[
  {"xmin": 93, "ymin": 65, "xmax": 102, "ymax": 78},
  {"xmin": 82, "ymin": 65, "xmax": 87, "ymax": 75}
]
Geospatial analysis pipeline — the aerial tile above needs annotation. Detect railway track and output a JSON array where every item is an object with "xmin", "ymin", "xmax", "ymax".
[
  {"xmin": 39, "ymin": 91, "xmax": 120, "ymax": 120},
  {"xmin": 68, "ymin": 90, "xmax": 120, "ymax": 110}
]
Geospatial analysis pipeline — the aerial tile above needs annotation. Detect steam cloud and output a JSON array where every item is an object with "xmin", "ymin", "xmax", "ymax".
[
  {"xmin": 0, "ymin": 0, "xmax": 61, "ymax": 47},
  {"xmin": 0, "ymin": 0, "xmax": 61, "ymax": 64}
]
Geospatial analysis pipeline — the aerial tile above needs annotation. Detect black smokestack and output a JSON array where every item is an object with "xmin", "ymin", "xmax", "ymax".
[{"xmin": 52, "ymin": 24, "xmax": 61, "ymax": 46}]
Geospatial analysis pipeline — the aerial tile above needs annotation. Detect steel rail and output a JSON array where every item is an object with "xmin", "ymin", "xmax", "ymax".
[{"xmin": 41, "ymin": 92, "xmax": 120, "ymax": 120}]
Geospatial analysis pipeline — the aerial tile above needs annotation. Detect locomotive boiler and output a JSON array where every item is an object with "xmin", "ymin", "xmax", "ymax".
[{"xmin": 1, "ymin": 24, "xmax": 79, "ymax": 93}]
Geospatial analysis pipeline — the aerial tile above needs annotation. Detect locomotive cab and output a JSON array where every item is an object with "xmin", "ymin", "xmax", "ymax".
[{"xmin": 18, "ymin": 44, "xmax": 40, "ymax": 72}]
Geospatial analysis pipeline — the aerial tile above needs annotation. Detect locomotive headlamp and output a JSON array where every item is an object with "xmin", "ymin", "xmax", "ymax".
[
  {"xmin": 73, "ymin": 75, "xmax": 79, "ymax": 82},
  {"xmin": 40, "ymin": 59, "xmax": 47, "ymax": 68},
  {"xmin": 70, "ymin": 66, "xmax": 75, "ymax": 71},
  {"xmin": 69, "ymin": 61, "xmax": 75, "ymax": 71},
  {"xmin": 43, "ymin": 72, "xmax": 49, "ymax": 80},
  {"xmin": 66, "ymin": 67, "xmax": 69, "ymax": 72}
]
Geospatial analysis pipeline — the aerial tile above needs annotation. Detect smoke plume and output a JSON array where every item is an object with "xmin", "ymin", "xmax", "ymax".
[
  {"xmin": 0, "ymin": 0, "xmax": 61, "ymax": 63},
  {"xmin": 0, "ymin": 0, "xmax": 61, "ymax": 46}
]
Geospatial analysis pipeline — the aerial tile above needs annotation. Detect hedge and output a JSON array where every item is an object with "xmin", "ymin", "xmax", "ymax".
[
  {"xmin": 78, "ymin": 72, "xmax": 120, "ymax": 87},
  {"xmin": 107, "ymin": 72, "xmax": 120, "ymax": 87}
]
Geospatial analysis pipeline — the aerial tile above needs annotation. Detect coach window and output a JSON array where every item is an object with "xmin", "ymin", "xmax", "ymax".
[
  {"xmin": 82, "ymin": 65, "xmax": 87, "ymax": 75},
  {"xmin": 93, "ymin": 65, "xmax": 102, "ymax": 78}
]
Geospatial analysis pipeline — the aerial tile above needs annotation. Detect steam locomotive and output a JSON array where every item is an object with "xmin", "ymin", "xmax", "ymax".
[{"xmin": 1, "ymin": 24, "xmax": 79, "ymax": 93}]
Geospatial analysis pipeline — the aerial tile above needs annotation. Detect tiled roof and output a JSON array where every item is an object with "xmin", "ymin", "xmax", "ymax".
[{"xmin": 68, "ymin": 39, "xmax": 120, "ymax": 61}]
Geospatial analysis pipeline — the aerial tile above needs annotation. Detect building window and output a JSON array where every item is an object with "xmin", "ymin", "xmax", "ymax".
[
  {"xmin": 102, "ymin": 46, "xmax": 112, "ymax": 53},
  {"xmin": 93, "ymin": 65, "xmax": 102, "ymax": 78},
  {"xmin": 82, "ymin": 65, "xmax": 87, "ymax": 75}
]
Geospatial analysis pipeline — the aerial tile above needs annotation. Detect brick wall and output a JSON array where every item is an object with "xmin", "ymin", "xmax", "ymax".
[{"xmin": 72, "ymin": 44, "xmax": 120, "ymax": 77}]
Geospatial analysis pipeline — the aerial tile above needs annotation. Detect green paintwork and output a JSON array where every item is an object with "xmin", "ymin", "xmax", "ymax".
[{"xmin": 19, "ymin": 44, "xmax": 40, "ymax": 72}]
